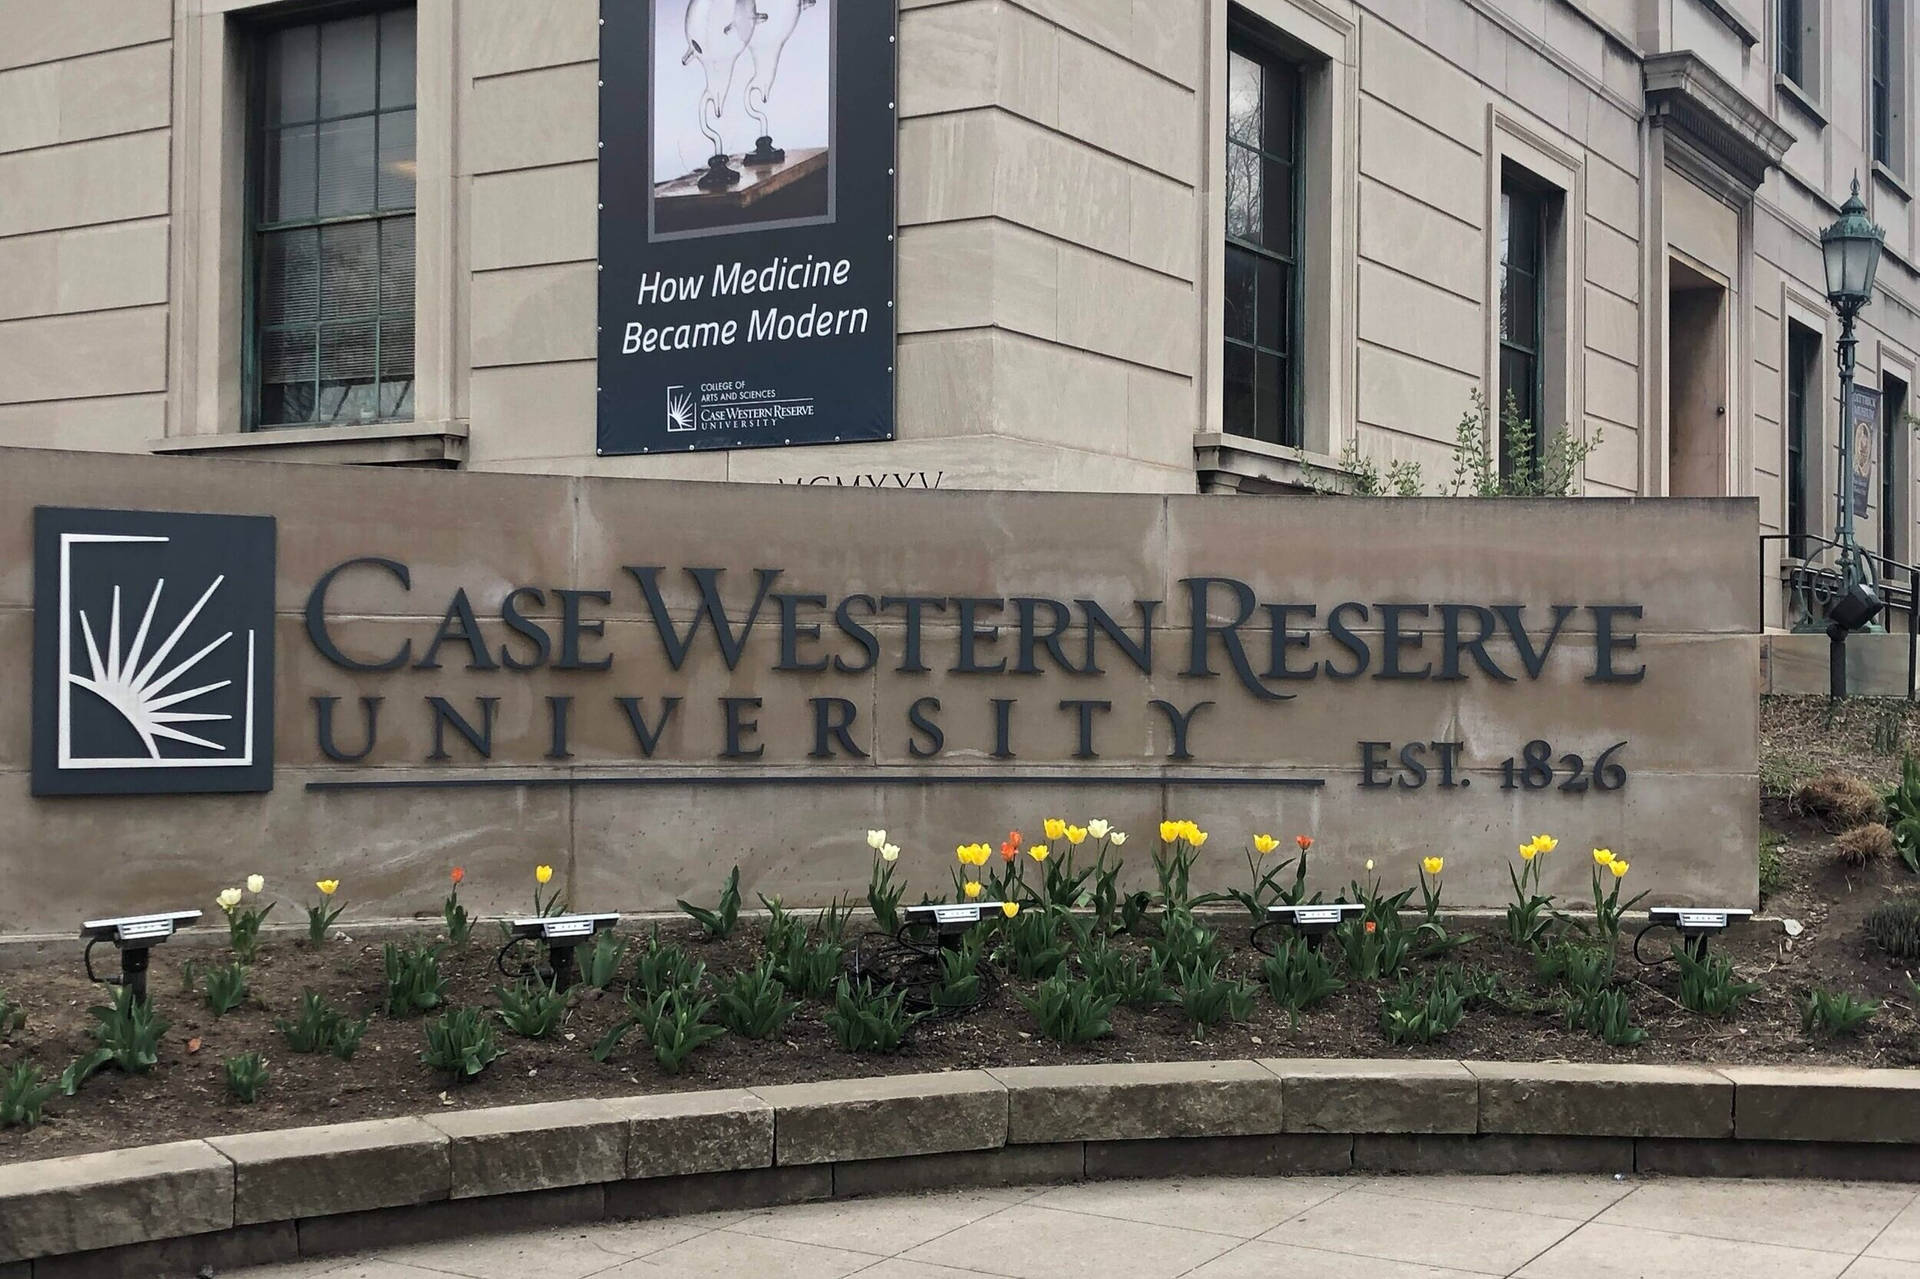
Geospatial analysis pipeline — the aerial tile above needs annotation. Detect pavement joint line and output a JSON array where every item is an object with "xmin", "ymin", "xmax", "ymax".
[
  {"xmin": 1230, "ymin": 1233, "xmax": 1509, "ymax": 1279},
  {"xmin": 1843, "ymin": 1180, "xmax": 1920, "ymax": 1266},
  {"xmin": 716, "ymin": 1186, "xmax": 1013, "ymax": 1258},
  {"xmin": 1502, "ymin": 1175, "xmax": 1644, "ymax": 1277},
  {"xmin": 1582, "ymin": 1178, "xmax": 1907, "ymax": 1257},
  {"xmin": 1013, "ymin": 1193, "xmax": 1265, "ymax": 1242}
]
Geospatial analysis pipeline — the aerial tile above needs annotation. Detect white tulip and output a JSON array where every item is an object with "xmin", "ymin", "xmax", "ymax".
[
  {"xmin": 1110, "ymin": 831, "xmax": 1128, "ymax": 846},
  {"xmin": 866, "ymin": 829, "xmax": 887, "ymax": 850},
  {"xmin": 881, "ymin": 843, "xmax": 900, "ymax": 862},
  {"xmin": 1087, "ymin": 819, "xmax": 1110, "ymax": 839},
  {"xmin": 217, "ymin": 887, "xmax": 244, "ymax": 911},
  {"xmin": 246, "ymin": 874, "xmax": 265, "ymax": 894}
]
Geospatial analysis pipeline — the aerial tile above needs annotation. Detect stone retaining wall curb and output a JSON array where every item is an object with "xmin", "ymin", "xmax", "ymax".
[{"xmin": 2, "ymin": 1059, "xmax": 1915, "ymax": 1275}]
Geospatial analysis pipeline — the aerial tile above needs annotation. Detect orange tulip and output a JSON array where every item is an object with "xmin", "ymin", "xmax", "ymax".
[
  {"xmin": 450, "ymin": 866, "xmax": 465, "ymax": 886},
  {"xmin": 1296, "ymin": 835, "xmax": 1313, "ymax": 851}
]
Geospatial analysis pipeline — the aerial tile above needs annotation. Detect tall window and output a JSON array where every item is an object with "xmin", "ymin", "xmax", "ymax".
[
  {"xmin": 1786, "ymin": 322, "xmax": 1821, "ymax": 557},
  {"xmin": 1887, "ymin": 372, "xmax": 1911, "ymax": 563},
  {"xmin": 1222, "ymin": 29, "xmax": 1302, "ymax": 447},
  {"xmin": 251, "ymin": 8, "xmax": 417, "ymax": 429},
  {"xmin": 1498, "ymin": 174, "xmax": 1547, "ymax": 478},
  {"xmin": 1871, "ymin": 0, "xmax": 1892, "ymax": 166},
  {"xmin": 1778, "ymin": 0, "xmax": 1805, "ymax": 86}
]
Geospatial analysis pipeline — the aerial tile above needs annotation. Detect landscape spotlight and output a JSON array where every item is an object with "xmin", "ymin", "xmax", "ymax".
[
  {"xmin": 1640, "ymin": 906, "xmax": 1754, "ymax": 961},
  {"xmin": 901, "ymin": 901, "xmax": 1007, "ymax": 947},
  {"xmin": 1257, "ymin": 902, "xmax": 1366, "ymax": 952},
  {"xmin": 506, "ymin": 913, "xmax": 619, "ymax": 987},
  {"xmin": 79, "ymin": 910, "xmax": 203, "ymax": 1003}
]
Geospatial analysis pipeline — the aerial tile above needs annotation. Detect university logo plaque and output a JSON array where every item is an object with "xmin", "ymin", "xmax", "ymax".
[{"xmin": 31, "ymin": 507, "xmax": 276, "ymax": 797}]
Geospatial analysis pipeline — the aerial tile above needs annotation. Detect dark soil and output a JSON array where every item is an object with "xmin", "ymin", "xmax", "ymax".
[{"xmin": 3, "ymin": 694, "xmax": 1919, "ymax": 1163}]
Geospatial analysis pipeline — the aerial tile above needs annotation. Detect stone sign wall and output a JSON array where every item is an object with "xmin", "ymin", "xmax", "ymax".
[{"xmin": 0, "ymin": 446, "xmax": 1759, "ymax": 936}]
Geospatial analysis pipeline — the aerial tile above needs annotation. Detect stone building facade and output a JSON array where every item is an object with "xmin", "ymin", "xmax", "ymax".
[{"xmin": 0, "ymin": 0, "xmax": 1915, "ymax": 627}]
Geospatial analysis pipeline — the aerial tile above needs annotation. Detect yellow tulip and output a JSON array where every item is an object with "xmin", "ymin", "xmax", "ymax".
[
  {"xmin": 964, "ymin": 881, "xmax": 982, "ymax": 899},
  {"xmin": 1253, "ymin": 834, "xmax": 1279, "ymax": 855},
  {"xmin": 1066, "ymin": 825, "xmax": 1087, "ymax": 846},
  {"xmin": 1044, "ymin": 818, "xmax": 1067, "ymax": 841},
  {"xmin": 316, "ymin": 879, "xmax": 339, "ymax": 896},
  {"xmin": 1422, "ymin": 856, "xmax": 1444, "ymax": 876},
  {"xmin": 1592, "ymin": 848, "xmax": 1615, "ymax": 866},
  {"xmin": 535, "ymin": 864, "xmax": 554, "ymax": 885},
  {"xmin": 1180, "ymin": 820, "xmax": 1201, "ymax": 842},
  {"xmin": 1001, "ymin": 901, "xmax": 1019, "ymax": 918},
  {"xmin": 1028, "ymin": 844, "xmax": 1051, "ymax": 862},
  {"xmin": 1533, "ymin": 834, "xmax": 1558, "ymax": 854},
  {"xmin": 1519, "ymin": 843, "xmax": 1539, "ymax": 861},
  {"xmin": 1190, "ymin": 829, "xmax": 1209, "ymax": 848},
  {"xmin": 1160, "ymin": 820, "xmax": 1181, "ymax": 843},
  {"xmin": 1610, "ymin": 859, "xmax": 1630, "ymax": 878}
]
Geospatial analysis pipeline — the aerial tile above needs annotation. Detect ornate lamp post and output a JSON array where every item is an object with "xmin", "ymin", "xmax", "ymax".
[{"xmin": 1821, "ymin": 179, "xmax": 1886, "ymax": 699}]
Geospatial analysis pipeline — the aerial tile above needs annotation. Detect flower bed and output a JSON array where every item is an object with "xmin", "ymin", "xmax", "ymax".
[{"xmin": 3, "ymin": 809, "xmax": 1918, "ymax": 1162}]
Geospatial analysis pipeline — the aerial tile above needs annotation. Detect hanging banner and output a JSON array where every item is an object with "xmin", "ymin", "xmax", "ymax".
[
  {"xmin": 596, "ymin": 0, "xmax": 897, "ymax": 456},
  {"xmin": 1851, "ymin": 384, "xmax": 1881, "ymax": 514}
]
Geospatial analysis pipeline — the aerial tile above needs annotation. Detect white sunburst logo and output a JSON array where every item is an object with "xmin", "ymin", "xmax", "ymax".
[
  {"xmin": 58, "ymin": 534, "xmax": 257, "ymax": 771},
  {"xmin": 665, "ymin": 385, "xmax": 697, "ymax": 432}
]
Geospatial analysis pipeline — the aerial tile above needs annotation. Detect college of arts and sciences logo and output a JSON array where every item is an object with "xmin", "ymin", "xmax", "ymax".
[{"xmin": 30, "ymin": 507, "xmax": 277, "ymax": 797}]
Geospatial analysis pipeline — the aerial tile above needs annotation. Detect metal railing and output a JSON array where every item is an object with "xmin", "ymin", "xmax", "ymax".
[{"xmin": 1759, "ymin": 533, "xmax": 1919, "ymax": 699}]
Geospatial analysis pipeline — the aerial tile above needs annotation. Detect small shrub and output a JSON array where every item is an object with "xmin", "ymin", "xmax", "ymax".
[
  {"xmin": 762, "ymin": 894, "xmax": 804, "ymax": 957},
  {"xmin": 381, "ymin": 941, "xmax": 447, "ymax": 1017},
  {"xmin": 1866, "ymin": 894, "xmax": 1920, "ymax": 959},
  {"xmin": 1, "ymin": 1063, "xmax": 57, "ymax": 1129},
  {"xmin": 582, "ymin": 930, "xmax": 628, "ymax": 990},
  {"xmin": 443, "ymin": 867, "xmax": 472, "ymax": 946},
  {"xmin": 1801, "ymin": 987, "xmax": 1879, "ymax": 1039},
  {"xmin": 826, "ymin": 977, "xmax": 921, "ymax": 1053},
  {"xmin": 632, "ymin": 930, "xmax": 704, "ymax": 999},
  {"xmin": 1173, "ymin": 958, "xmax": 1257, "ymax": 1036},
  {"xmin": 1149, "ymin": 908, "xmax": 1219, "ymax": 974},
  {"xmin": 1562, "ymin": 985, "xmax": 1646, "ymax": 1046},
  {"xmin": 1837, "ymin": 823, "xmax": 1897, "ymax": 868},
  {"xmin": 218, "ymin": 886, "xmax": 275, "ymax": 964},
  {"xmin": 1379, "ymin": 972, "xmax": 1467, "ymax": 1045},
  {"xmin": 306, "ymin": 881, "xmax": 346, "ymax": 944},
  {"xmin": 817, "ymin": 896, "xmax": 854, "ymax": 946},
  {"xmin": 62, "ymin": 987, "xmax": 168, "ymax": 1095},
  {"xmin": 276, "ymin": 988, "xmax": 367, "ymax": 1059},
  {"xmin": 223, "ymin": 1052, "xmax": 269, "ymax": 1103},
  {"xmin": 636, "ymin": 988, "xmax": 727, "ymax": 1073},
  {"xmin": 1261, "ymin": 935, "xmax": 1344, "ymax": 1024},
  {"xmin": 421, "ymin": 1005, "xmax": 504, "ymax": 1082},
  {"xmin": 1674, "ymin": 948, "xmax": 1763, "ymax": 1016},
  {"xmin": 1002, "ymin": 906, "xmax": 1067, "ymax": 980},
  {"xmin": 776, "ymin": 937, "xmax": 843, "ymax": 1000},
  {"xmin": 677, "ymin": 864, "xmax": 742, "ymax": 940},
  {"xmin": 1021, "ymin": 973, "xmax": 1119, "ymax": 1044},
  {"xmin": 1792, "ymin": 770, "xmax": 1885, "ymax": 830},
  {"xmin": 867, "ymin": 839, "xmax": 905, "ymax": 934},
  {"xmin": 1534, "ymin": 939, "xmax": 1614, "ymax": 995},
  {"xmin": 1081, "ymin": 942, "xmax": 1172, "ymax": 1010},
  {"xmin": 714, "ymin": 958, "xmax": 800, "ymax": 1039},
  {"xmin": 494, "ymin": 977, "xmax": 567, "ymax": 1039},
  {"xmin": 203, "ymin": 962, "xmax": 249, "ymax": 1017}
]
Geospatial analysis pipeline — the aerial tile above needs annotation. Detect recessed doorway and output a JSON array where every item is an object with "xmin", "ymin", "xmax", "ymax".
[{"xmin": 1667, "ymin": 256, "xmax": 1731, "ymax": 497}]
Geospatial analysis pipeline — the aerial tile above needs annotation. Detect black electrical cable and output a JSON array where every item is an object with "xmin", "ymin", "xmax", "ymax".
[
  {"xmin": 1632, "ymin": 919, "xmax": 1680, "ymax": 966},
  {"xmin": 843, "ymin": 924, "xmax": 1000, "ymax": 1020}
]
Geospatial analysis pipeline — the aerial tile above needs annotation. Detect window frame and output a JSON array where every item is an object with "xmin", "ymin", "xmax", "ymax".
[
  {"xmin": 1872, "ymin": 0, "xmax": 1892, "ymax": 168},
  {"xmin": 1786, "ymin": 321, "xmax": 1821, "ymax": 559},
  {"xmin": 1220, "ymin": 24, "xmax": 1306, "ymax": 449},
  {"xmin": 1778, "ymin": 0, "xmax": 1804, "ymax": 87},
  {"xmin": 242, "ymin": 0, "xmax": 419, "ymax": 433},
  {"xmin": 1886, "ymin": 370, "xmax": 1912, "ymax": 564},
  {"xmin": 1497, "ymin": 173, "xmax": 1549, "ymax": 481}
]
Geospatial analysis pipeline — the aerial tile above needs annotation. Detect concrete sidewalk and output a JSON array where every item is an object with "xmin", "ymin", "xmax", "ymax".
[{"xmin": 236, "ymin": 1173, "xmax": 1920, "ymax": 1278}]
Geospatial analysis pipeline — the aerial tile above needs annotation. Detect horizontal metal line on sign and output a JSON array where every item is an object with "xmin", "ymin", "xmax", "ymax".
[{"xmin": 304, "ymin": 772, "xmax": 1330, "ymax": 792}]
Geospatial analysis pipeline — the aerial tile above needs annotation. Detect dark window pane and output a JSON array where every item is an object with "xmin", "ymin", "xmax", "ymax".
[
  {"xmin": 318, "ymin": 15, "xmax": 378, "ymax": 118},
  {"xmin": 261, "ymin": 379, "xmax": 316, "ymax": 426},
  {"xmin": 317, "ymin": 115, "xmax": 378, "ymax": 216},
  {"xmin": 380, "ymin": 9, "xmax": 417, "ymax": 109},
  {"xmin": 320, "ymin": 222, "xmax": 380, "ymax": 319},
  {"xmin": 1506, "ymin": 191, "xmax": 1540, "ymax": 266},
  {"xmin": 1224, "ymin": 247, "xmax": 1256, "ymax": 342},
  {"xmin": 1499, "ymin": 347, "xmax": 1536, "ymax": 429},
  {"xmin": 1255, "ymin": 255, "xmax": 1285, "ymax": 352},
  {"xmin": 1263, "ymin": 64, "xmax": 1296, "ymax": 161},
  {"xmin": 1256, "ymin": 352, "xmax": 1284, "ymax": 444},
  {"xmin": 1263, "ymin": 157, "xmax": 1293, "ymax": 256},
  {"xmin": 321, "ymin": 321, "xmax": 378, "ymax": 381},
  {"xmin": 260, "ymin": 228, "xmax": 319, "ymax": 326},
  {"xmin": 1779, "ymin": 0, "xmax": 1802, "ymax": 83},
  {"xmin": 380, "ymin": 379, "xmax": 415, "ymax": 420},
  {"xmin": 1228, "ymin": 51, "xmax": 1261, "ymax": 148},
  {"xmin": 262, "ymin": 327, "xmax": 316, "ymax": 387},
  {"xmin": 378, "ymin": 108, "xmax": 416, "ymax": 209},
  {"xmin": 1503, "ymin": 268, "xmax": 1537, "ymax": 350},
  {"xmin": 1223, "ymin": 343, "xmax": 1256, "ymax": 437},
  {"xmin": 380, "ymin": 217, "xmax": 416, "ymax": 313},
  {"xmin": 266, "ymin": 25, "xmax": 317, "ymax": 126},
  {"xmin": 380, "ymin": 318, "xmax": 415, "ymax": 379},
  {"xmin": 265, "ymin": 125, "xmax": 317, "ymax": 222},
  {"xmin": 1226, "ymin": 142, "xmax": 1261, "ymax": 241}
]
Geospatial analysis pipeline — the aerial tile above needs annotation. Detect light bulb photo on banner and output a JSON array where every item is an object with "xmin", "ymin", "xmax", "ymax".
[{"xmin": 650, "ymin": 0, "xmax": 832, "ymax": 238}]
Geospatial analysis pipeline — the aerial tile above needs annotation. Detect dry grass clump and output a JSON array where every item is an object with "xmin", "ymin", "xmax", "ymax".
[
  {"xmin": 1791, "ymin": 770, "xmax": 1886, "ymax": 830},
  {"xmin": 1835, "ymin": 822, "xmax": 1897, "ymax": 867}
]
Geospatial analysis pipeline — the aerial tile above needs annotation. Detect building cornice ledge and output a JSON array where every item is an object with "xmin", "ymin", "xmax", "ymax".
[{"xmin": 1644, "ymin": 51, "xmax": 1792, "ymax": 192}]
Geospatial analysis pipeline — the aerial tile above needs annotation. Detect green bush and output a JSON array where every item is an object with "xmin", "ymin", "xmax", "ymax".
[
  {"xmin": 1334, "ymin": 913, "xmax": 1411, "ymax": 982},
  {"xmin": 62, "ymin": 986, "xmax": 168, "ymax": 1095},
  {"xmin": 203, "ymin": 962, "xmax": 249, "ymax": 1017},
  {"xmin": 1149, "ymin": 908, "xmax": 1219, "ymax": 974},
  {"xmin": 1021, "ymin": 973, "xmax": 1119, "ymax": 1044},
  {"xmin": 1081, "ymin": 942, "xmax": 1172, "ymax": 1010},
  {"xmin": 930, "ymin": 934, "xmax": 985, "ymax": 1011},
  {"xmin": 1561, "ymin": 985, "xmax": 1645, "ymax": 1046},
  {"xmin": 637, "ymin": 988, "xmax": 727, "ymax": 1073},
  {"xmin": 421, "ymin": 1006, "xmax": 504, "ymax": 1082},
  {"xmin": 1801, "ymin": 987, "xmax": 1879, "ymax": 1039},
  {"xmin": 678, "ymin": 864, "xmax": 742, "ymax": 940},
  {"xmin": 1865, "ymin": 895, "xmax": 1920, "ymax": 960},
  {"xmin": 774, "ymin": 934, "xmax": 844, "ymax": 1000},
  {"xmin": 1261, "ymin": 935, "xmax": 1343, "ymax": 1023},
  {"xmin": 632, "ymin": 930, "xmax": 705, "ymax": 999},
  {"xmin": 276, "ymin": 989, "xmax": 368, "ymax": 1059},
  {"xmin": 1379, "ymin": 972, "xmax": 1466, "ymax": 1045},
  {"xmin": 1674, "ymin": 948, "xmax": 1763, "ymax": 1017},
  {"xmin": 714, "ymin": 958, "xmax": 800, "ymax": 1039},
  {"xmin": 1173, "ymin": 958, "xmax": 1257, "ymax": 1036},
  {"xmin": 1884, "ymin": 753, "xmax": 1920, "ymax": 872},
  {"xmin": 826, "ymin": 977, "xmax": 921, "ymax": 1053},
  {"xmin": 494, "ymin": 977, "xmax": 567, "ymax": 1039},
  {"xmin": 0, "ymin": 986, "xmax": 24, "ymax": 1039},
  {"xmin": 381, "ymin": 941, "xmax": 447, "ymax": 1016},
  {"xmin": 223, "ymin": 1052, "xmax": 269, "ymax": 1103},
  {"xmin": 1, "ymin": 1063, "xmax": 57, "ymax": 1129},
  {"xmin": 1533, "ymin": 939, "xmax": 1614, "ymax": 995}
]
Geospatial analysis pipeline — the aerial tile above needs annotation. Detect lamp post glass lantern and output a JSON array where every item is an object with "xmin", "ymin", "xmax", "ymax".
[{"xmin": 1820, "ymin": 179, "xmax": 1887, "ymax": 698}]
